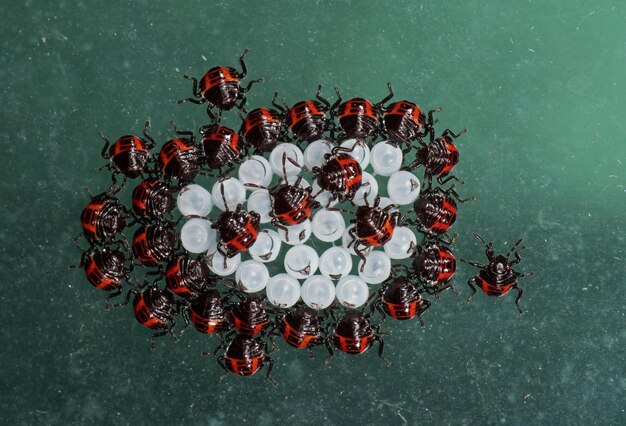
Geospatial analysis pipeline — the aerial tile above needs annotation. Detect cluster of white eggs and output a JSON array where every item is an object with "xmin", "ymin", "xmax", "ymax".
[{"xmin": 177, "ymin": 138, "xmax": 424, "ymax": 310}]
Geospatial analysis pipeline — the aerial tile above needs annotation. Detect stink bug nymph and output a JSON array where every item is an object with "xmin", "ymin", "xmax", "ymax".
[{"xmin": 461, "ymin": 234, "xmax": 534, "ymax": 314}]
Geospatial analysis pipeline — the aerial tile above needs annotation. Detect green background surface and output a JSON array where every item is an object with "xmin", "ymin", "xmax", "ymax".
[{"xmin": 1, "ymin": 0, "xmax": 625, "ymax": 424}]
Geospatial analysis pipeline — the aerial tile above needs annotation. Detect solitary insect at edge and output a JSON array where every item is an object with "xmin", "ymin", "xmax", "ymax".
[{"xmin": 461, "ymin": 234, "xmax": 534, "ymax": 314}]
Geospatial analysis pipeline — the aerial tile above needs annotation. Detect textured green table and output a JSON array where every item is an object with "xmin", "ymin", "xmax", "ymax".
[{"xmin": 1, "ymin": 1, "xmax": 625, "ymax": 424}]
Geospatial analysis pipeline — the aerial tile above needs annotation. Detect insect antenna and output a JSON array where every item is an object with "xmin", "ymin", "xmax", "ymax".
[
  {"xmin": 505, "ymin": 239, "xmax": 524, "ymax": 259},
  {"xmin": 220, "ymin": 181, "xmax": 229, "ymax": 211}
]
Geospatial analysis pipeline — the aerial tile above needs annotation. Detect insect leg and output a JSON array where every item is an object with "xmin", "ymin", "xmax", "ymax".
[
  {"xmin": 466, "ymin": 277, "xmax": 477, "ymax": 304},
  {"xmin": 238, "ymin": 48, "xmax": 250, "ymax": 78},
  {"xmin": 514, "ymin": 284, "xmax": 524, "ymax": 315}
]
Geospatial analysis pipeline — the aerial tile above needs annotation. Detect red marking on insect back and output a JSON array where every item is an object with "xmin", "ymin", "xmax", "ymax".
[
  {"xmin": 282, "ymin": 319, "xmax": 318, "ymax": 349},
  {"xmin": 110, "ymin": 136, "xmax": 147, "ymax": 158},
  {"xmin": 133, "ymin": 294, "xmax": 165, "ymax": 329},
  {"xmin": 334, "ymin": 334, "xmax": 373, "ymax": 354},
  {"xmin": 288, "ymin": 101, "xmax": 324, "ymax": 128},
  {"xmin": 224, "ymin": 217, "xmax": 258, "ymax": 253},
  {"xmin": 81, "ymin": 200, "xmax": 106, "ymax": 238},
  {"xmin": 132, "ymin": 229, "xmax": 159, "ymax": 266},
  {"xmin": 477, "ymin": 276, "xmax": 514, "ymax": 297},
  {"xmin": 340, "ymin": 98, "xmax": 377, "ymax": 120},
  {"xmin": 436, "ymin": 247, "xmax": 456, "ymax": 282},
  {"xmin": 226, "ymin": 356, "xmax": 262, "ymax": 376},
  {"xmin": 159, "ymin": 139, "xmax": 193, "ymax": 170},
  {"xmin": 440, "ymin": 141, "xmax": 459, "ymax": 176},
  {"xmin": 200, "ymin": 66, "xmax": 240, "ymax": 93},
  {"xmin": 231, "ymin": 314, "xmax": 269, "ymax": 336},
  {"xmin": 362, "ymin": 218, "xmax": 395, "ymax": 247},
  {"xmin": 383, "ymin": 300, "xmax": 419, "ymax": 320},
  {"xmin": 191, "ymin": 311, "xmax": 225, "ymax": 334},
  {"xmin": 243, "ymin": 108, "xmax": 280, "ymax": 134},
  {"xmin": 165, "ymin": 258, "xmax": 190, "ymax": 297},
  {"xmin": 429, "ymin": 197, "xmax": 457, "ymax": 234},
  {"xmin": 85, "ymin": 256, "xmax": 118, "ymax": 290}
]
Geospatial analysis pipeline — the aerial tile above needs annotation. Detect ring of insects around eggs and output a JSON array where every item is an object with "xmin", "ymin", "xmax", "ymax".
[{"xmin": 80, "ymin": 62, "xmax": 482, "ymax": 376}]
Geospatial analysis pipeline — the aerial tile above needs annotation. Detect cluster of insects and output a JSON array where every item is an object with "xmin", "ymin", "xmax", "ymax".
[{"xmin": 74, "ymin": 50, "xmax": 533, "ymax": 385}]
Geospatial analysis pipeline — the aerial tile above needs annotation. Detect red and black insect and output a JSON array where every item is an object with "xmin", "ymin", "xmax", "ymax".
[
  {"xmin": 269, "ymin": 175, "xmax": 317, "ymax": 229},
  {"xmin": 166, "ymin": 253, "xmax": 214, "ymax": 299},
  {"xmin": 405, "ymin": 185, "xmax": 473, "ymax": 239},
  {"xmin": 228, "ymin": 295, "xmax": 271, "ymax": 336},
  {"xmin": 186, "ymin": 289, "xmax": 230, "ymax": 335},
  {"xmin": 199, "ymin": 124, "xmax": 244, "ymax": 176},
  {"xmin": 348, "ymin": 195, "xmax": 400, "ymax": 270},
  {"xmin": 72, "ymin": 244, "xmax": 130, "ymax": 301},
  {"xmin": 274, "ymin": 85, "xmax": 331, "ymax": 143},
  {"xmin": 379, "ymin": 82, "xmax": 441, "ymax": 146},
  {"xmin": 375, "ymin": 275, "xmax": 431, "ymax": 325},
  {"xmin": 330, "ymin": 87, "xmax": 381, "ymax": 141},
  {"xmin": 402, "ymin": 128, "xmax": 467, "ymax": 189},
  {"xmin": 212, "ymin": 205, "xmax": 260, "ymax": 259},
  {"xmin": 311, "ymin": 146, "xmax": 363, "ymax": 203},
  {"xmin": 404, "ymin": 240, "xmax": 458, "ymax": 295},
  {"xmin": 157, "ymin": 123, "xmax": 202, "ymax": 183},
  {"xmin": 239, "ymin": 97, "xmax": 285, "ymax": 153},
  {"xmin": 80, "ymin": 191, "xmax": 127, "ymax": 245},
  {"xmin": 131, "ymin": 178, "xmax": 175, "ymax": 220},
  {"xmin": 132, "ymin": 223, "xmax": 177, "ymax": 268},
  {"xmin": 99, "ymin": 120, "xmax": 156, "ymax": 188},
  {"xmin": 215, "ymin": 335, "xmax": 276, "ymax": 385},
  {"xmin": 246, "ymin": 153, "xmax": 319, "ymax": 242},
  {"xmin": 178, "ymin": 49, "xmax": 263, "ymax": 118},
  {"xmin": 461, "ymin": 234, "xmax": 534, "ymax": 314},
  {"xmin": 325, "ymin": 311, "xmax": 390, "ymax": 365},
  {"xmin": 276, "ymin": 306, "xmax": 324, "ymax": 354},
  {"xmin": 211, "ymin": 182, "xmax": 260, "ymax": 260},
  {"xmin": 115, "ymin": 285, "xmax": 179, "ymax": 349}
]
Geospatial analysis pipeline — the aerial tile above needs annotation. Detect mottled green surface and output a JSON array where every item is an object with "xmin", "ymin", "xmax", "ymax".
[{"xmin": 1, "ymin": 1, "xmax": 625, "ymax": 424}]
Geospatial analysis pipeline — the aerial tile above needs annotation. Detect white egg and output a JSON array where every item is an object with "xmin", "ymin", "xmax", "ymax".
[
  {"xmin": 352, "ymin": 171, "xmax": 379, "ymax": 206},
  {"xmin": 358, "ymin": 250, "xmax": 392, "ymax": 284},
  {"xmin": 177, "ymin": 184, "xmax": 212, "ymax": 217},
  {"xmin": 277, "ymin": 220, "xmax": 312, "ymax": 245},
  {"xmin": 284, "ymin": 245, "xmax": 319, "ymax": 279},
  {"xmin": 318, "ymin": 247, "xmax": 353, "ymax": 280},
  {"xmin": 335, "ymin": 275, "xmax": 369, "ymax": 308},
  {"xmin": 303, "ymin": 139, "xmax": 333, "ymax": 169},
  {"xmin": 235, "ymin": 260, "xmax": 270, "ymax": 293},
  {"xmin": 246, "ymin": 190, "xmax": 273, "ymax": 224},
  {"xmin": 384, "ymin": 226, "xmax": 417, "ymax": 259},
  {"xmin": 266, "ymin": 274, "xmax": 301, "ymax": 308},
  {"xmin": 370, "ymin": 141, "xmax": 403, "ymax": 176},
  {"xmin": 204, "ymin": 248, "xmax": 240, "ymax": 276},
  {"xmin": 211, "ymin": 177, "xmax": 246, "ymax": 211},
  {"xmin": 269, "ymin": 143, "xmax": 304, "ymax": 178},
  {"xmin": 238, "ymin": 155, "xmax": 273, "ymax": 189},
  {"xmin": 340, "ymin": 138, "xmax": 370, "ymax": 169},
  {"xmin": 180, "ymin": 218, "xmax": 216, "ymax": 254},
  {"xmin": 388, "ymin": 170, "xmax": 421, "ymax": 205},
  {"xmin": 301, "ymin": 275, "xmax": 336, "ymax": 310},
  {"xmin": 311, "ymin": 209, "xmax": 345, "ymax": 242},
  {"xmin": 311, "ymin": 180, "xmax": 339, "ymax": 208},
  {"xmin": 248, "ymin": 229, "xmax": 282, "ymax": 263}
]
